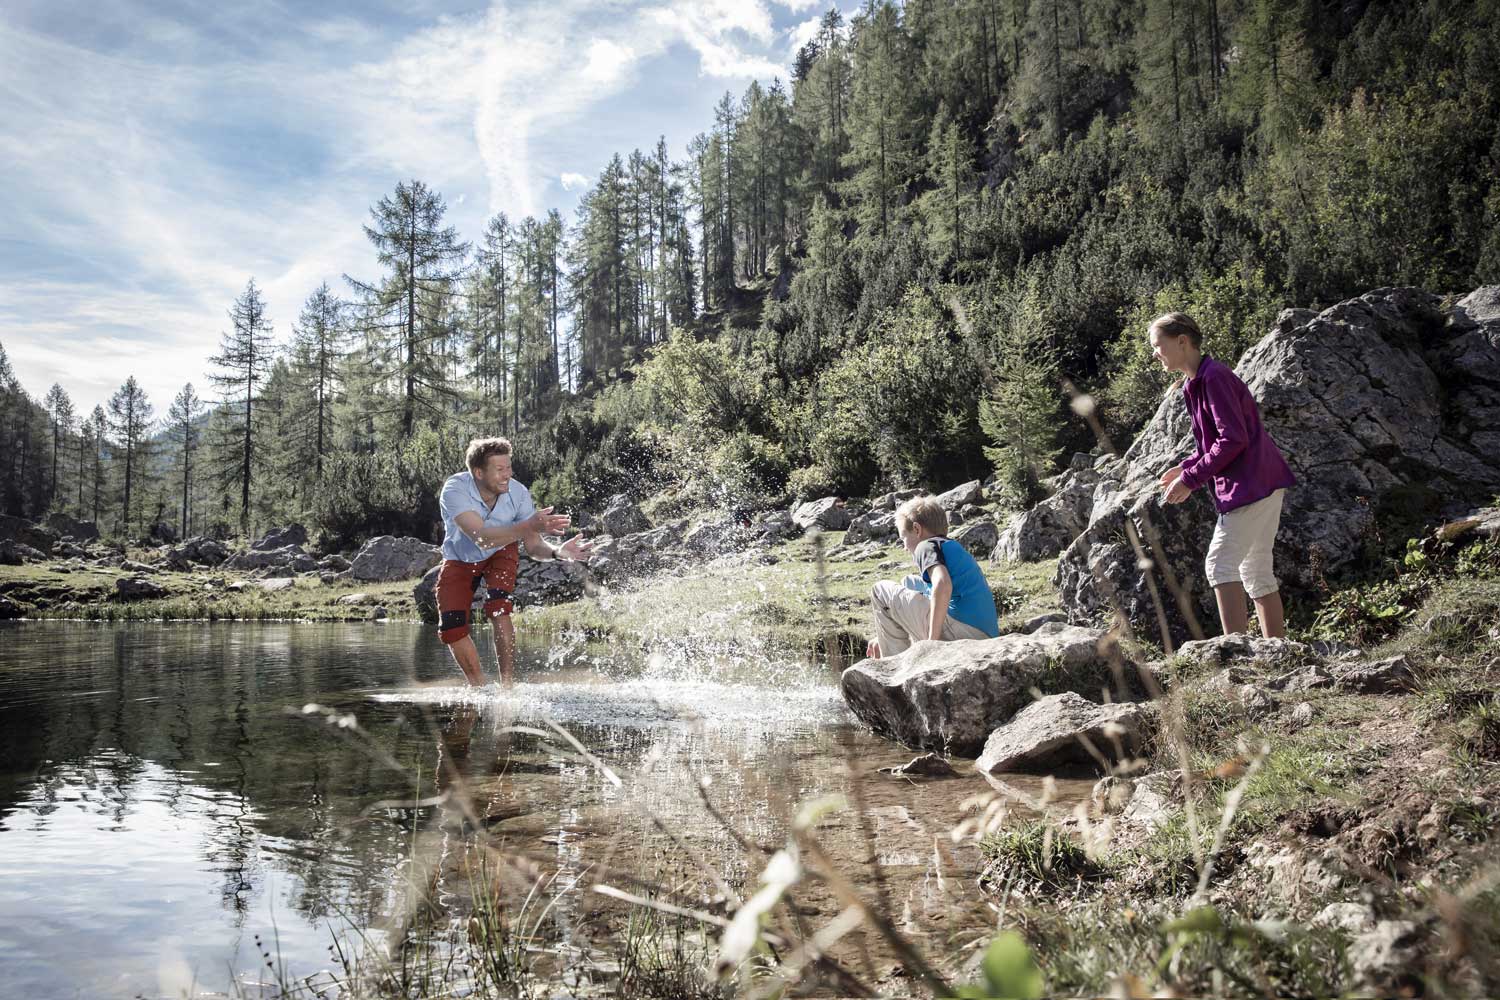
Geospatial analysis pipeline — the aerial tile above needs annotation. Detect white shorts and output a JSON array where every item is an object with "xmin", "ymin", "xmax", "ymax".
[{"xmin": 1205, "ymin": 489, "xmax": 1285, "ymax": 599}]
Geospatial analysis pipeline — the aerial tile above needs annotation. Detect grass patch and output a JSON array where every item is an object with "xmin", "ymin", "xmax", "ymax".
[{"xmin": 979, "ymin": 821, "xmax": 1113, "ymax": 895}]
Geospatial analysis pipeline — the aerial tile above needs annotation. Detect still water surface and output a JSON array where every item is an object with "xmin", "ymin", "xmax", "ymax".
[{"xmin": 0, "ymin": 621, "xmax": 1076, "ymax": 998}]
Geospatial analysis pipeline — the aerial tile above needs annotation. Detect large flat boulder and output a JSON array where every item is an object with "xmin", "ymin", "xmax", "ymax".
[
  {"xmin": 976, "ymin": 691, "xmax": 1154, "ymax": 774},
  {"xmin": 599, "ymin": 495, "xmax": 650, "ymax": 537},
  {"xmin": 950, "ymin": 519, "xmax": 998, "ymax": 559},
  {"xmin": 839, "ymin": 623, "xmax": 1129, "ymax": 756},
  {"xmin": 993, "ymin": 470, "xmax": 1097, "ymax": 563},
  {"xmin": 252, "ymin": 524, "xmax": 308, "ymax": 551},
  {"xmin": 349, "ymin": 535, "xmax": 441, "ymax": 582},
  {"xmin": 1055, "ymin": 287, "xmax": 1500, "ymax": 641}
]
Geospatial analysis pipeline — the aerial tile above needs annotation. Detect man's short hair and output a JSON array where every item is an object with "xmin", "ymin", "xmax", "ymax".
[
  {"xmin": 466, "ymin": 437, "xmax": 513, "ymax": 472},
  {"xmin": 895, "ymin": 495, "xmax": 948, "ymax": 538}
]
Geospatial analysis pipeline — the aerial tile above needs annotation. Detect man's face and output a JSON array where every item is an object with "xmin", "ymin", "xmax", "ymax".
[{"xmin": 475, "ymin": 453, "xmax": 513, "ymax": 494}]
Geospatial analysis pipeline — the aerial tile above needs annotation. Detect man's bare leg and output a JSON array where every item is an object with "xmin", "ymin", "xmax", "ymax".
[
  {"xmin": 1213, "ymin": 580, "xmax": 1251, "ymax": 635},
  {"xmin": 490, "ymin": 613, "xmax": 516, "ymax": 686},
  {"xmin": 448, "ymin": 635, "xmax": 487, "ymax": 686},
  {"xmin": 1252, "ymin": 591, "xmax": 1286, "ymax": 639}
]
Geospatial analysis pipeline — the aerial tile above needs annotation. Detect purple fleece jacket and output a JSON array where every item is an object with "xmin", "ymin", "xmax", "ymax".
[{"xmin": 1179, "ymin": 355, "xmax": 1296, "ymax": 514}]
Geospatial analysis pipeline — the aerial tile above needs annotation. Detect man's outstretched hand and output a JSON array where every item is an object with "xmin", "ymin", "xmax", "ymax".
[
  {"xmin": 527, "ymin": 506, "xmax": 572, "ymax": 536},
  {"xmin": 558, "ymin": 534, "xmax": 593, "ymax": 562}
]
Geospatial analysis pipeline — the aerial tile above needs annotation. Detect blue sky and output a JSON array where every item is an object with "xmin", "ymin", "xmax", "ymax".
[{"xmin": 0, "ymin": 0, "xmax": 843, "ymax": 413}]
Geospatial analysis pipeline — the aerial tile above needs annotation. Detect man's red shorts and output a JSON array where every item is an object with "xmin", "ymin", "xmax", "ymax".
[{"xmin": 436, "ymin": 544, "xmax": 520, "ymax": 644}]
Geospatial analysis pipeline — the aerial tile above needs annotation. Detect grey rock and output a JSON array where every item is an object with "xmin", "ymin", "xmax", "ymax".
[
  {"xmin": 682, "ymin": 516, "xmax": 751, "ymax": 555},
  {"xmin": 369, "ymin": 606, "xmax": 389, "ymax": 620},
  {"xmin": 950, "ymin": 520, "xmax": 998, "ymax": 559},
  {"xmin": 252, "ymin": 524, "xmax": 308, "ymax": 551},
  {"xmin": 994, "ymin": 470, "xmax": 1097, "ymax": 563},
  {"xmin": 937, "ymin": 480, "xmax": 984, "ymax": 510},
  {"xmin": 871, "ymin": 488, "xmax": 922, "ymax": 512},
  {"xmin": 147, "ymin": 521, "xmax": 178, "ymax": 544},
  {"xmin": 165, "ymin": 536, "xmax": 231, "ymax": 569},
  {"xmin": 413, "ymin": 565, "xmax": 442, "ymax": 623},
  {"xmin": 114, "ymin": 577, "xmax": 167, "ymax": 600},
  {"xmin": 1289, "ymin": 701, "xmax": 1315, "ymax": 728},
  {"xmin": 337, "ymin": 593, "xmax": 372, "ymax": 606},
  {"xmin": 1056, "ymin": 286, "xmax": 1500, "ymax": 641},
  {"xmin": 840, "ymin": 623, "xmax": 1132, "ymax": 755},
  {"xmin": 44, "ymin": 512, "xmax": 99, "ymax": 542},
  {"xmin": 349, "ymin": 535, "xmax": 441, "ymax": 582},
  {"xmin": 318, "ymin": 553, "xmax": 352, "ymax": 573},
  {"xmin": 757, "ymin": 510, "xmax": 801, "ymax": 543},
  {"xmin": 1119, "ymin": 770, "xmax": 1182, "ymax": 832},
  {"xmin": 1018, "ymin": 612, "xmax": 1069, "ymax": 633},
  {"xmin": 599, "ymin": 495, "xmax": 651, "ymax": 537},
  {"xmin": 1348, "ymin": 920, "xmax": 1421, "ymax": 990},
  {"xmin": 290, "ymin": 553, "xmax": 319, "ymax": 574},
  {"xmin": 877, "ymin": 753, "xmax": 960, "ymax": 778},
  {"xmin": 0, "ymin": 514, "xmax": 58, "ymax": 554},
  {"xmin": 976, "ymin": 691, "xmax": 1154, "ymax": 774},
  {"xmin": 1312, "ymin": 902, "xmax": 1376, "ymax": 934},
  {"xmin": 1331, "ymin": 654, "xmax": 1417, "ymax": 694},
  {"xmin": 1175, "ymin": 634, "xmax": 1319, "ymax": 672},
  {"xmin": 0, "ymin": 595, "xmax": 26, "ymax": 619},
  {"xmin": 224, "ymin": 544, "xmax": 306, "ymax": 572},
  {"xmin": 120, "ymin": 559, "xmax": 157, "ymax": 575},
  {"xmin": 514, "ymin": 554, "xmax": 588, "ymax": 606},
  {"xmin": 0, "ymin": 539, "xmax": 47, "ymax": 565},
  {"xmin": 792, "ymin": 497, "xmax": 852, "ymax": 532},
  {"xmin": 259, "ymin": 577, "xmax": 295, "ymax": 593},
  {"xmin": 842, "ymin": 510, "xmax": 898, "ymax": 546}
]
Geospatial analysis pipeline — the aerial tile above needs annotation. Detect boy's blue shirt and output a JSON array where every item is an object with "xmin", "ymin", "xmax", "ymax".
[{"xmin": 910, "ymin": 537, "xmax": 1000, "ymax": 637}]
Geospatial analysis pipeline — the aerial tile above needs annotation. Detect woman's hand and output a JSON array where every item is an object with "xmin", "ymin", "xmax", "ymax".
[{"xmin": 1160, "ymin": 464, "xmax": 1190, "ymax": 503}]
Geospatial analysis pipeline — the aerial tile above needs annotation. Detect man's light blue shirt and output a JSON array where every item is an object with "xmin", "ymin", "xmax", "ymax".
[{"xmin": 439, "ymin": 472, "xmax": 537, "ymax": 562}]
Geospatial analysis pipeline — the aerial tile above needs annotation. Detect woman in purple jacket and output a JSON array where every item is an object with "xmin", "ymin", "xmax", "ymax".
[{"xmin": 1151, "ymin": 313, "xmax": 1297, "ymax": 638}]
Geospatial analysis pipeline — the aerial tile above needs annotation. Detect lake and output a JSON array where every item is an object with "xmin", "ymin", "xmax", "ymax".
[{"xmin": 0, "ymin": 621, "xmax": 1080, "ymax": 998}]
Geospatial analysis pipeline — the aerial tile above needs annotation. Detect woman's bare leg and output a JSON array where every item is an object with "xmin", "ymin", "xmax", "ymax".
[
  {"xmin": 1252, "ymin": 591, "xmax": 1286, "ymax": 639},
  {"xmin": 1213, "ymin": 580, "xmax": 1251, "ymax": 635}
]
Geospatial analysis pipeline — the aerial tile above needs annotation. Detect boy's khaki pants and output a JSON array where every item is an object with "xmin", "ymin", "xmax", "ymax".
[{"xmin": 871, "ymin": 580, "xmax": 989, "ymax": 657}]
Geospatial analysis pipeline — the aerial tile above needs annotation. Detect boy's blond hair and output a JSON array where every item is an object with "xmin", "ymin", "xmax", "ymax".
[{"xmin": 895, "ymin": 495, "xmax": 948, "ymax": 539}]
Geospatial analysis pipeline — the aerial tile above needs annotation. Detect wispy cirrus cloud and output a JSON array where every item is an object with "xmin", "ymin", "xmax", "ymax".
[{"xmin": 0, "ymin": 0, "xmax": 811, "ymax": 412}]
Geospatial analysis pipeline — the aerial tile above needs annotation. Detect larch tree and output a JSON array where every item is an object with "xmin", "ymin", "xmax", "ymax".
[
  {"xmin": 42, "ymin": 383, "xmax": 74, "ymax": 507},
  {"xmin": 286, "ymin": 283, "xmax": 346, "ymax": 479},
  {"xmin": 209, "ymin": 279, "xmax": 275, "ymax": 535},
  {"xmin": 166, "ymin": 383, "xmax": 205, "ymax": 539},
  {"xmin": 347, "ymin": 180, "xmax": 470, "ymax": 437}
]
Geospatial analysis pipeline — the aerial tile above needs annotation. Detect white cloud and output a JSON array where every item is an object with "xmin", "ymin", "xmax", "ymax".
[
  {"xmin": 773, "ymin": 0, "xmax": 827, "ymax": 12},
  {"xmin": 787, "ymin": 14, "xmax": 823, "ymax": 55},
  {"xmin": 0, "ymin": 0, "xmax": 805, "ymax": 411}
]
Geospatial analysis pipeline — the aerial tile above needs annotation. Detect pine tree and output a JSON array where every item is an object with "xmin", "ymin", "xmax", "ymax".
[
  {"xmin": 208, "ymin": 279, "xmax": 275, "ymax": 535},
  {"xmin": 166, "ymin": 383, "xmax": 204, "ymax": 538},
  {"xmin": 107, "ymin": 376, "xmax": 153, "ymax": 535}
]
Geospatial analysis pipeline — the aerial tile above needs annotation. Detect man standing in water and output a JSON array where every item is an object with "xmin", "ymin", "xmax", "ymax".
[{"xmin": 437, "ymin": 437, "xmax": 592, "ymax": 685}]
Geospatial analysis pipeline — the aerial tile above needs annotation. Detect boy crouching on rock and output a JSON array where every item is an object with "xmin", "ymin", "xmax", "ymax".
[{"xmin": 866, "ymin": 495, "xmax": 1000, "ymax": 658}]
